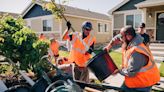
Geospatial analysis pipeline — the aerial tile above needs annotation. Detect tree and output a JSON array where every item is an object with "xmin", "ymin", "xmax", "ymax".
[
  {"xmin": 0, "ymin": 15, "xmax": 50, "ymax": 75},
  {"xmin": 0, "ymin": 0, "xmax": 71, "ymax": 77},
  {"xmin": 33, "ymin": 0, "xmax": 69, "ymax": 20}
]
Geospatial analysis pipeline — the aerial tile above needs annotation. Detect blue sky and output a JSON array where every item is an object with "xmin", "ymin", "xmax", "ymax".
[{"xmin": 0, "ymin": 0, "xmax": 123, "ymax": 15}]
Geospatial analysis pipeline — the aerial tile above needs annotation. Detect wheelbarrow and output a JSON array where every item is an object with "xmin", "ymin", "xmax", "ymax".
[
  {"xmin": 28, "ymin": 53, "xmax": 121, "ymax": 92},
  {"xmin": 2, "ymin": 51, "xmax": 121, "ymax": 92},
  {"xmin": 1, "ymin": 55, "xmax": 80, "ymax": 92},
  {"xmin": 41, "ymin": 50, "xmax": 122, "ymax": 92}
]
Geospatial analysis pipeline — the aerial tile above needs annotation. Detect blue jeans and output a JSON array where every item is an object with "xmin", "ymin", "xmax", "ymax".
[{"xmin": 121, "ymin": 82, "xmax": 152, "ymax": 92}]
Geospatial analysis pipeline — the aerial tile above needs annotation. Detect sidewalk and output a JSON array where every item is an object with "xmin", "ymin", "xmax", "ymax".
[
  {"xmin": 90, "ymin": 72, "xmax": 164, "ymax": 91},
  {"xmin": 89, "ymin": 72, "xmax": 124, "ymax": 88},
  {"xmin": 153, "ymin": 77, "xmax": 164, "ymax": 91},
  {"xmin": 89, "ymin": 47, "xmax": 164, "ymax": 91}
]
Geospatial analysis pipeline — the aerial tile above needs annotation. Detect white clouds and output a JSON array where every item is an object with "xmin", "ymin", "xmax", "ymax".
[
  {"xmin": 0, "ymin": 0, "xmax": 31, "ymax": 14},
  {"xmin": 0, "ymin": 0, "xmax": 123, "ymax": 14},
  {"xmin": 64, "ymin": 0, "xmax": 123, "ymax": 14}
]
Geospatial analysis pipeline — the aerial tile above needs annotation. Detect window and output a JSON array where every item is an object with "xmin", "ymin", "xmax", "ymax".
[
  {"xmin": 43, "ymin": 19, "xmax": 53, "ymax": 31},
  {"xmin": 158, "ymin": 13, "xmax": 164, "ymax": 25},
  {"xmin": 105, "ymin": 24, "xmax": 107, "ymax": 32},
  {"xmin": 126, "ymin": 15, "xmax": 134, "ymax": 26},
  {"xmin": 98, "ymin": 23, "xmax": 103, "ymax": 32},
  {"xmin": 135, "ymin": 14, "xmax": 142, "ymax": 28},
  {"xmin": 98, "ymin": 23, "xmax": 108, "ymax": 32},
  {"xmin": 126, "ymin": 14, "xmax": 142, "ymax": 28}
]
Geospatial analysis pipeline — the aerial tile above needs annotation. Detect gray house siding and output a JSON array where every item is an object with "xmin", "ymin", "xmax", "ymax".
[
  {"xmin": 112, "ymin": 0, "xmax": 145, "ymax": 36},
  {"xmin": 23, "ymin": 4, "xmax": 52, "ymax": 19},
  {"xmin": 116, "ymin": 0, "xmax": 145, "ymax": 12},
  {"xmin": 114, "ymin": 14, "xmax": 124, "ymax": 29}
]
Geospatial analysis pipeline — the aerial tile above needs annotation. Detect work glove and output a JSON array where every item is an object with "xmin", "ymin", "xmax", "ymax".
[
  {"xmin": 66, "ymin": 21, "xmax": 71, "ymax": 30},
  {"xmin": 86, "ymin": 48, "xmax": 93, "ymax": 54}
]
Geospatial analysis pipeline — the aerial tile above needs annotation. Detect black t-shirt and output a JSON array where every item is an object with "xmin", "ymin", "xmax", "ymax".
[{"xmin": 141, "ymin": 33, "xmax": 150, "ymax": 45}]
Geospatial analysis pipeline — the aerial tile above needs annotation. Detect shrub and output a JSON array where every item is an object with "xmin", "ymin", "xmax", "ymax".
[{"xmin": 0, "ymin": 15, "xmax": 50, "ymax": 77}]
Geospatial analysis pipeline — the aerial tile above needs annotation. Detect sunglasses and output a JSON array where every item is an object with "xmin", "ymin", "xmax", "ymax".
[{"xmin": 85, "ymin": 28, "xmax": 91, "ymax": 31}]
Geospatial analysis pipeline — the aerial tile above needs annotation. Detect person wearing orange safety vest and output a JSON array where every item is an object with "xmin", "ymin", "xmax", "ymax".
[
  {"xmin": 62, "ymin": 21, "xmax": 96, "ymax": 82},
  {"xmin": 39, "ymin": 33, "xmax": 46, "ymax": 40},
  {"xmin": 49, "ymin": 38, "xmax": 59, "ymax": 64},
  {"xmin": 104, "ymin": 26, "xmax": 160, "ymax": 92}
]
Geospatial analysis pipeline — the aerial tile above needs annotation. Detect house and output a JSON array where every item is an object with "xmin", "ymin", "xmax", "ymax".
[
  {"xmin": 22, "ymin": 2, "xmax": 112, "ymax": 43},
  {"xmin": 0, "ymin": 11, "xmax": 19, "ymax": 18},
  {"xmin": 108, "ymin": 0, "xmax": 164, "ymax": 42}
]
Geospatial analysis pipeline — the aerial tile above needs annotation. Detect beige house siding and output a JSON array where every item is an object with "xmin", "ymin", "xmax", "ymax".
[
  {"xmin": 146, "ymin": 6, "xmax": 164, "ymax": 28},
  {"xmin": 144, "ymin": 6, "xmax": 164, "ymax": 41},
  {"xmin": 53, "ymin": 19, "xmax": 60, "ymax": 32},
  {"xmin": 22, "ymin": 3, "xmax": 112, "ymax": 43},
  {"xmin": 146, "ymin": 11, "xmax": 155, "ymax": 28},
  {"xmin": 61, "ymin": 16, "xmax": 112, "ymax": 43},
  {"xmin": 95, "ymin": 22, "xmax": 112, "ymax": 43},
  {"xmin": 31, "ymin": 19, "xmax": 42, "ymax": 32},
  {"xmin": 61, "ymin": 16, "xmax": 87, "ymax": 33},
  {"xmin": 25, "ymin": 16, "xmax": 62, "ymax": 40},
  {"xmin": 25, "ymin": 15, "xmax": 111, "ymax": 42}
]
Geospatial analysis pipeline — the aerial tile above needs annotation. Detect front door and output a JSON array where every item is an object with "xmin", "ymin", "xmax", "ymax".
[{"xmin": 156, "ymin": 12, "xmax": 164, "ymax": 41}]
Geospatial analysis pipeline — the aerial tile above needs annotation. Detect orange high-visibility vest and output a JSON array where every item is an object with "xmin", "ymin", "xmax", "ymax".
[
  {"xmin": 50, "ymin": 40, "xmax": 59, "ymax": 56},
  {"xmin": 39, "ymin": 35, "xmax": 46, "ymax": 40},
  {"xmin": 69, "ymin": 32, "xmax": 96, "ymax": 67},
  {"xmin": 122, "ymin": 43, "xmax": 160, "ymax": 88}
]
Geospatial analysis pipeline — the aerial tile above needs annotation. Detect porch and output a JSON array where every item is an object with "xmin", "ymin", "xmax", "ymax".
[{"xmin": 136, "ymin": 0, "xmax": 164, "ymax": 42}]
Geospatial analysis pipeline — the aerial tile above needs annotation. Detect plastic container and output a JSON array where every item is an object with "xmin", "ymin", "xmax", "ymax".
[{"xmin": 87, "ymin": 50, "xmax": 118, "ymax": 81}]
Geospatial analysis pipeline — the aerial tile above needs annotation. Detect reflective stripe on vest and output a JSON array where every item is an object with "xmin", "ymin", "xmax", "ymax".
[
  {"xmin": 124, "ymin": 44, "xmax": 160, "ymax": 88},
  {"xmin": 71, "ymin": 33, "xmax": 93, "ymax": 54},
  {"xmin": 135, "ymin": 46, "xmax": 155, "ymax": 72},
  {"xmin": 70, "ymin": 33, "xmax": 78, "ymax": 45},
  {"xmin": 70, "ymin": 33, "xmax": 77, "ymax": 51},
  {"xmin": 124, "ymin": 46, "xmax": 155, "ymax": 72}
]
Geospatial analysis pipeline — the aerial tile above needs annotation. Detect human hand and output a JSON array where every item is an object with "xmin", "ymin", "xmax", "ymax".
[
  {"xmin": 103, "ymin": 46, "xmax": 108, "ymax": 52},
  {"xmin": 57, "ymin": 58, "xmax": 63, "ymax": 65},
  {"xmin": 112, "ymin": 69, "xmax": 119, "ymax": 75},
  {"xmin": 103, "ymin": 45, "xmax": 112, "ymax": 52},
  {"xmin": 66, "ymin": 21, "xmax": 71, "ymax": 30}
]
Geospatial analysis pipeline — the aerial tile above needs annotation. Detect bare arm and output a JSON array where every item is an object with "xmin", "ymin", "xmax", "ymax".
[{"xmin": 104, "ymin": 34, "xmax": 122, "ymax": 51}]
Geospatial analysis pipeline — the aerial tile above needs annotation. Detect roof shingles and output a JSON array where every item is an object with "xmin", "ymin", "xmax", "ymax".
[{"xmin": 63, "ymin": 5, "xmax": 110, "ymax": 20}]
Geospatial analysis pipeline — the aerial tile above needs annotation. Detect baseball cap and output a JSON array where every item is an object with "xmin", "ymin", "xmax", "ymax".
[{"xmin": 140, "ymin": 23, "xmax": 145, "ymax": 28}]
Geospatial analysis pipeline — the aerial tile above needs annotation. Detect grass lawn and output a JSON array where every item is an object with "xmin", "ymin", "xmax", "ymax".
[
  {"xmin": 109, "ymin": 51, "xmax": 122, "ymax": 68},
  {"xmin": 59, "ymin": 50, "xmax": 164, "ymax": 77},
  {"xmin": 159, "ymin": 62, "xmax": 164, "ymax": 77},
  {"xmin": 59, "ymin": 50, "xmax": 122, "ymax": 67}
]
